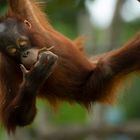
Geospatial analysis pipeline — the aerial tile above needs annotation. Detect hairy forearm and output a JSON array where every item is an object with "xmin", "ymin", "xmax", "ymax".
[
  {"xmin": 9, "ymin": 0, "xmax": 52, "ymax": 32},
  {"xmin": 1, "ymin": 51, "xmax": 58, "ymax": 133},
  {"xmin": 104, "ymin": 33, "xmax": 140, "ymax": 75},
  {"xmin": 7, "ymin": 84, "xmax": 37, "ymax": 128},
  {"xmin": 9, "ymin": 0, "xmax": 36, "ymax": 20},
  {"xmin": 82, "ymin": 33, "xmax": 140, "ymax": 105}
]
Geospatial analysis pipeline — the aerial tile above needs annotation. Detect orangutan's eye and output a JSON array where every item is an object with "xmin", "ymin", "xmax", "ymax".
[
  {"xmin": 19, "ymin": 40, "xmax": 28, "ymax": 47},
  {"xmin": 7, "ymin": 46, "xmax": 17, "ymax": 55},
  {"xmin": 16, "ymin": 37, "xmax": 28, "ymax": 48}
]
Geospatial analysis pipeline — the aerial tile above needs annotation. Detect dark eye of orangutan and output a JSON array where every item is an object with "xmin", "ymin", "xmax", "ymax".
[
  {"xmin": 6, "ymin": 45, "xmax": 17, "ymax": 56},
  {"xmin": 16, "ymin": 37, "xmax": 28, "ymax": 48}
]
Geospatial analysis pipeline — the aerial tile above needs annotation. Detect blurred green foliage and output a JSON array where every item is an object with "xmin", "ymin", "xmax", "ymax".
[
  {"xmin": 121, "ymin": 19, "xmax": 140, "ymax": 44},
  {"xmin": 45, "ymin": 0, "xmax": 86, "ymax": 39},
  {"xmin": 0, "ymin": 1, "xmax": 7, "ymax": 16},
  {"xmin": 48, "ymin": 102, "xmax": 86, "ymax": 125},
  {"xmin": 119, "ymin": 75, "xmax": 140, "ymax": 120}
]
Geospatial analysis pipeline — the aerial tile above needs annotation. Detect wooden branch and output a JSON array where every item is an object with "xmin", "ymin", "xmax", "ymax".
[{"xmin": 35, "ymin": 122, "xmax": 140, "ymax": 140}]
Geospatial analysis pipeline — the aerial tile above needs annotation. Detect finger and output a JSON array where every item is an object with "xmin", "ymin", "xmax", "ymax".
[
  {"xmin": 20, "ymin": 64, "xmax": 29, "ymax": 76},
  {"xmin": 47, "ymin": 46, "xmax": 55, "ymax": 51},
  {"xmin": 38, "ymin": 47, "xmax": 47, "ymax": 54}
]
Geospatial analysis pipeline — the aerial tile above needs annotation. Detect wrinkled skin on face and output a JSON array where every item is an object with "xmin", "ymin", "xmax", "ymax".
[{"xmin": 0, "ymin": 17, "xmax": 53, "ymax": 69}]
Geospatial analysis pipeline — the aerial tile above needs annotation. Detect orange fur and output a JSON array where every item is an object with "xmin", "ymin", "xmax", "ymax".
[{"xmin": 74, "ymin": 36, "xmax": 86, "ymax": 51}]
